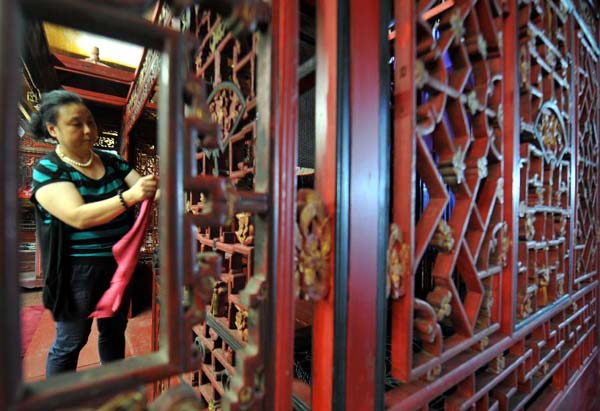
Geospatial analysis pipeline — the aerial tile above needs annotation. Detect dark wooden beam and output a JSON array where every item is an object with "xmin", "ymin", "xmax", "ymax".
[{"xmin": 63, "ymin": 85, "xmax": 126, "ymax": 106}]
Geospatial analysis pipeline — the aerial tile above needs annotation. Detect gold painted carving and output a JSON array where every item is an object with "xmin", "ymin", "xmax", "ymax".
[
  {"xmin": 499, "ymin": 222, "xmax": 509, "ymax": 267},
  {"xmin": 496, "ymin": 178, "xmax": 504, "ymax": 204},
  {"xmin": 235, "ymin": 309, "xmax": 248, "ymax": 342},
  {"xmin": 387, "ymin": 223, "xmax": 410, "ymax": 299},
  {"xmin": 295, "ymin": 189, "xmax": 332, "ymax": 300},
  {"xmin": 210, "ymin": 281, "xmax": 228, "ymax": 317},
  {"xmin": 424, "ymin": 364, "xmax": 442, "ymax": 382},
  {"xmin": 477, "ymin": 336, "xmax": 489, "ymax": 350},
  {"xmin": 450, "ymin": 11, "xmax": 465, "ymax": 44},
  {"xmin": 431, "ymin": 219, "xmax": 455, "ymax": 253},
  {"xmin": 466, "ymin": 91, "xmax": 480, "ymax": 115},
  {"xmin": 426, "ymin": 286, "xmax": 453, "ymax": 322},
  {"xmin": 439, "ymin": 146, "xmax": 466, "ymax": 185},
  {"xmin": 520, "ymin": 213, "xmax": 535, "ymax": 241},
  {"xmin": 519, "ymin": 44, "xmax": 530, "ymax": 89},
  {"xmin": 538, "ymin": 268, "xmax": 550, "ymax": 305},
  {"xmin": 477, "ymin": 34, "xmax": 488, "ymax": 59},
  {"xmin": 414, "ymin": 298, "xmax": 443, "ymax": 359},
  {"xmin": 74, "ymin": 384, "xmax": 209, "ymax": 411},
  {"xmin": 488, "ymin": 355, "xmax": 506, "ymax": 374},
  {"xmin": 536, "ymin": 106, "xmax": 565, "ymax": 161},
  {"xmin": 416, "ymin": 59, "xmax": 427, "ymax": 88},
  {"xmin": 235, "ymin": 212, "xmax": 254, "ymax": 245},
  {"xmin": 209, "ymin": 87, "xmax": 243, "ymax": 142},
  {"xmin": 209, "ymin": 21, "xmax": 225, "ymax": 53},
  {"xmin": 186, "ymin": 252, "xmax": 222, "ymax": 325},
  {"xmin": 519, "ymin": 291, "xmax": 534, "ymax": 318},
  {"xmin": 556, "ymin": 276, "xmax": 565, "ymax": 296}
]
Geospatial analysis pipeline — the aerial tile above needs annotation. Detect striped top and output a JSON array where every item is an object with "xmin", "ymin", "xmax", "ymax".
[{"xmin": 31, "ymin": 149, "xmax": 133, "ymax": 258}]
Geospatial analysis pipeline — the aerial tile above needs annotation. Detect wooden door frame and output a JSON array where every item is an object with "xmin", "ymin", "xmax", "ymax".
[{"xmin": 315, "ymin": 0, "xmax": 391, "ymax": 409}]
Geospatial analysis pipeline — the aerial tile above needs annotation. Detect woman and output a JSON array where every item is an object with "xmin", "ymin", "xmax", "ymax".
[{"xmin": 29, "ymin": 90, "xmax": 158, "ymax": 376}]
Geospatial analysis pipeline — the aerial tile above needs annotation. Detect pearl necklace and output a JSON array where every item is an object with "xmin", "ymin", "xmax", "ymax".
[{"xmin": 56, "ymin": 146, "xmax": 94, "ymax": 168}]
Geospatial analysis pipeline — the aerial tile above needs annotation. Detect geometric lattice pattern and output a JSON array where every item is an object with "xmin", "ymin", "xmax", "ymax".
[
  {"xmin": 391, "ymin": 0, "xmax": 505, "ymax": 383},
  {"xmin": 574, "ymin": 26, "xmax": 598, "ymax": 291},
  {"xmin": 516, "ymin": 0, "xmax": 572, "ymax": 321},
  {"xmin": 134, "ymin": 142, "xmax": 159, "ymax": 252},
  {"xmin": 386, "ymin": 1, "xmax": 599, "ymax": 410}
]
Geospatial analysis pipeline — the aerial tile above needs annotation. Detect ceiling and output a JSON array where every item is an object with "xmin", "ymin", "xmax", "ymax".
[{"xmin": 43, "ymin": 22, "xmax": 144, "ymax": 69}]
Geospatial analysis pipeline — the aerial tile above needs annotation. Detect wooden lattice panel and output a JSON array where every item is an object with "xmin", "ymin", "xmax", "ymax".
[
  {"xmin": 18, "ymin": 133, "xmax": 54, "ymax": 199},
  {"xmin": 385, "ymin": 1, "xmax": 600, "ymax": 410},
  {"xmin": 516, "ymin": 0, "xmax": 572, "ymax": 321},
  {"xmin": 573, "ymin": 28, "xmax": 598, "ymax": 290},
  {"xmin": 391, "ymin": 0, "xmax": 506, "ymax": 382},
  {"xmin": 134, "ymin": 142, "xmax": 159, "ymax": 252},
  {"xmin": 182, "ymin": 321, "xmax": 239, "ymax": 410},
  {"xmin": 576, "ymin": 0, "xmax": 598, "ymax": 40},
  {"xmin": 188, "ymin": 9, "xmax": 258, "ymax": 409},
  {"xmin": 441, "ymin": 290, "xmax": 597, "ymax": 411},
  {"xmin": 194, "ymin": 10, "xmax": 257, "ymax": 186}
]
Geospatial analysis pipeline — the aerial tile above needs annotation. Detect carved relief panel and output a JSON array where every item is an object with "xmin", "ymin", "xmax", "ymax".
[{"xmin": 181, "ymin": 7, "xmax": 265, "ymax": 411}]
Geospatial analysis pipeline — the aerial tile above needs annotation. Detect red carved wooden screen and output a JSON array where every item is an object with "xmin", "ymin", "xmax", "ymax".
[
  {"xmin": 516, "ymin": 0, "xmax": 572, "ymax": 320},
  {"xmin": 1, "ymin": 1, "xmax": 298, "ymax": 410},
  {"xmin": 385, "ymin": 1, "xmax": 599, "ymax": 410},
  {"xmin": 179, "ymin": 9, "xmax": 260, "ymax": 409},
  {"xmin": 391, "ymin": 0, "xmax": 506, "ymax": 383},
  {"xmin": 2, "ymin": 0, "xmax": 600, "ymax": 410},
  {"xmin": 573, "ymin": 1, "xmax": 598, "ymax": 299}
]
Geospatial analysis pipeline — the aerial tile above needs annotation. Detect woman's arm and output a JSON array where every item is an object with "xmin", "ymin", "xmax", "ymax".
[
  {"xmin": 124, "ymin": 168, "xmax": 142, "ymax": 189},
  {"xmin": 35, "ymin": 173, "xmax": 158, "ymax": 229}
]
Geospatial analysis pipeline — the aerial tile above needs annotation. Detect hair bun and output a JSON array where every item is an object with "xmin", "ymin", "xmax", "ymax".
[{"xmin": 28, "ymin": 112, "xmax": 48, "ymax": 141}]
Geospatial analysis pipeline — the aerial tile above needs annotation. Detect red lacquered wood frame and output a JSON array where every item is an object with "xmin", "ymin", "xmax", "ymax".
[
  {"xmin": 263, "ymin": 0, "xmax": 299, "ymax": 409},
  {"xmin": 312, "ymin": 0, "xmax": 338, "ymax": 409},
  {"xmin": 345, "ymin": 0, "xmax": 387, "ymax": 409}
]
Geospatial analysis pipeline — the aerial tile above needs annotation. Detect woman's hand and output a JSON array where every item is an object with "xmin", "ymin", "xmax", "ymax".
[{"xmin": 123, "ymin": 175, "xmax": 158, "ymax": 206}]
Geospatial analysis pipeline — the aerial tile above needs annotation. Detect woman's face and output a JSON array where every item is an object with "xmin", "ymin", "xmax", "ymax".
[{"xmin": 46, "ymin": 103, "xmax": 98, "ymax": 152}]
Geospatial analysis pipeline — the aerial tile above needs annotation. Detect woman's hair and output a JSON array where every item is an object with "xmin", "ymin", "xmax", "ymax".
[{"xmin": 28, "ymin": 90, "xmax": 83, "ymax": 141}]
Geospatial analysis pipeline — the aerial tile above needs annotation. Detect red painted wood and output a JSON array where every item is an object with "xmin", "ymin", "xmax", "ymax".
[
  {"xmin": 269, "ymin": 0, "xmax": 298, "ymax": 409},
  {"xmin": 346, "ymin": 0, "xmax": 382, "ymax": 409},
  {"xmin": 553, "ymin": 353, "xmax": 600, "ymax": 411},
  {"xmin": 501, "ymin": 0, "xmax": 518, "ymax": 335},
  {"xmin": 386, "ymin": 283, "xmax": 598, "ymax": 410},
  {"xmin": 311, "ymin": 0, "xmax": 338, "ymax": 408},
  {"xmin": 391, "ymin": 0, "xmax": 416, "ymax": 381},
  {"xmin": 421, "ymin": 0, "xmax": 454, "ymax": 21}
]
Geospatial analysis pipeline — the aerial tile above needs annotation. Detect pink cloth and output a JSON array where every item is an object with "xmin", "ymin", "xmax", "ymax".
[{"xmin": 90, "ymin": 200, "xmax": 153, "ymax": 318}]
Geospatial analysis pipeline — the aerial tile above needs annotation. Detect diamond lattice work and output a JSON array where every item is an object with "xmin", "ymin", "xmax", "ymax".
[{"xmin": 391, "ymin": 0, "xmax": 505, "ymax": 382}]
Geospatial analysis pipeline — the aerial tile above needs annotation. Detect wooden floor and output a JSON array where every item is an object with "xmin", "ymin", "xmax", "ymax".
[{"xmin": 21, "ymin": 290, "xmax": 153, "ymax": 382}]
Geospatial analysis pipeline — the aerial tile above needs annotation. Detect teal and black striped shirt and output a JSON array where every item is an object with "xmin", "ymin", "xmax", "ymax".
[{"xmin": 31, "ymin": 149, "xmax": 133, "ymax": 258}]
